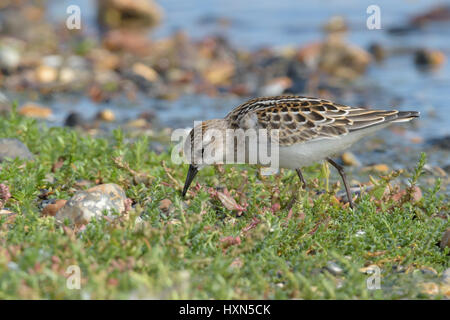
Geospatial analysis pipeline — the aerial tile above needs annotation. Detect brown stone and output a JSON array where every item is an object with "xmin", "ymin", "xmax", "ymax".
[
  {"xmin": 96, "ymin": 109, "xmax": 116, "ymax": 122},
  {"xmin": 391, "ymin": 186, "xmax": 422, "ymax": 203},
  {"xmin": 132, "ymin": 62, "xmax": 159, "ymax": 82},
  {"xmin": 159, "ymin": 198, "xmax": 172, "ymax": 212},
  {"xmin": 103, "ymin": 30, "xmax": 153, "ymax": 55},
  {"xmin": 420, "ymin": 282, "xmax": 440, "ymax": 295},
  {"xmin": 19, "ymin": 103, "xmax": 52, "ymax": 119},
  {"xmin": 440, "ymin": 228, "xmax": 450, "ymax": 250},
  {"xmin": 415, "ymin": 49, "xmax": 446, "ymax": 68},
  {"xmin": 97, "ymin": 0, "xmax": 163, "ymax": 29},
  {"xmin": 342, "ymin": 152, "xmax": 362, "ymax": 167},
  {"xmin": 204, "ymin": 61, "xmax": 235, "ymax": 85},
  {"xmin": 362, "ymin": 164, "xmax": 389, "ymax": 173},
  {"xmin": 42, "ymin": 200, "xmax": 67, "ymax": 217},
  {"xmin": 35, "ymin": 65, "xmax": 58, "ymax": 83}
]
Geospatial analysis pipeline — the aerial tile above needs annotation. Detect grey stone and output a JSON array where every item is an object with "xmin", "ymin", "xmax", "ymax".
[
  {"xmin": 428, "ymin": 135, "xmax": 450, "ymax": 150},
  {"xmin": 440, "ymin": 228, "xmax": 450, "ymax": 250},
  {"xmin": 0, "ymin": 46, "xmax": 20, "ymax": 70},
  {"xmin": 64, "ymin": 112, "xmax": 83, "ymax": 127},
  {"xmin": 442, "ymin": 268, "xmax": 450, "ymax": 285},
  {"xmin": 419, "ymin": 268, "xmax": 438, "ymax": 276},
  {"xmin": 325, "ymin": 261, "xmax": 344, "ymax": 276},
  {"xmin": 0, "ymin": 138, "xmax": 34, "ymax": 162},
  {"xmin": 55, "ymin": 183, "xmax": 126, "ymax": 226},
  {"xmin": 0, "ymin": 92, "xmax": 11, "ymax": 114}
]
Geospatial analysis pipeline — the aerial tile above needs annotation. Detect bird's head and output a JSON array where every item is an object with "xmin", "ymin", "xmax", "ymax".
[{"xmin": 182, "ymin": 119, "xmax": 228, "ymax": 197}]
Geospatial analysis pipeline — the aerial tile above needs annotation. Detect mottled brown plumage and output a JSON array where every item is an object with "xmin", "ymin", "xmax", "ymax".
[{"xmin": 225, "ymin": 95, "xmax": 419, "ymax": 146}]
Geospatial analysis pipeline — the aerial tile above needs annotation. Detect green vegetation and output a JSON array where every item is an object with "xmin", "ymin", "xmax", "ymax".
[{"xmin": 0, "ymin": 111, "xmax": 448, "ymax": 299}]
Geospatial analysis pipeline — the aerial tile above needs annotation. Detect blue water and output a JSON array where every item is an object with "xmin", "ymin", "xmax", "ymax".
[{"xmin": 152, "ymin": 0, "xmax": 450, "ymax": 48}]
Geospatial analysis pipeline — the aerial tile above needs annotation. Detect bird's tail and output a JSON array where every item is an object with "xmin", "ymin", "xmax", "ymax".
[
  {"xmin": 391, "ymin": 111, "xmax": 420, "ymax": 123},
  {"xmin": 347, "ymin": 109, "xmax": 420, "ymax": 132}
]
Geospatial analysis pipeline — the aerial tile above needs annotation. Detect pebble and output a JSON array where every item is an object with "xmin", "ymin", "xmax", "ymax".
[
  {"xmin": 103, "ymin": 29, "xmax": 152, "ymax": 54},
  {"xmin": 362, "ymin": 164, "xmax": 389, "ymax": 173},
  {"xmin": 67, "ymin": 55, "xmax": 88, "ymax": 70},
  {"xmin": 64, "ymin": 112, "xmax": 83, "ymax": 127},
  {"xmin": 125, "ymin": 118, "xmax": 149, "ymax": 129},
  {"xmin": 259, "ymin": 77, "xmax": 292, "ymax": 96},
  {"xmin": 44, "ymin": 173, "xmax": 56, "ymax": 184},
  {"xmin": 341, "ymin": 152, "xmax": 362, "ymax": 167},
  {"xmin": 391, "ymin": 186, "xmax": 422, "ymax": 203},
  {"xmin": 419, "ymin": 267, "xmax": 438, "ymax": 276},
  {"xmin": 0, "ymin": 208, "xmax": 15, "ymax": 216},
  {"xmin": 35, "ymin": 65, "xmax": 58, "ymax": 83},
  {"xmin": 41, "ymin": 199, "xmax": 67, "ymax": 217},
  {"xmin": 97, "ymin": 0, "xmax": 163, "ymax": 29},
  {"xmin": 322, "ymin": 16, "xmax": 348, "ymax": 33},
  {"xmin": 325, "ymin": 261, "xmax": 343, "ymax": 276},
  {"xmin": 89, "ymin": 49, "xmax": 120, "ymax": 70},
  {"xmin": 18, "ymin": 103, "xmax": 52, "ymax": 119},
  {"xmin": 41, "ymin": 55, "xmax": 63, "ymax": 68},
  {"xmin": 420, "ymin": 282, "xmax": 440, "ymax": 295},
  {"xmin": 415, "ymin": 49, "xmax": 446, "ymax": 68},
  {"xmin": 368, "ymin": 43, "xmax": 386, "ymax": 62},
  {"xmin": 441, "ymin": 284, "xmax": 450, "ymax": 298},
  {"xmin": 392, "ymin": 265, "xmax": 406, "ymax": 273},
  {"xmin": 428, "ymin": 135, "xmax": 450, "ymax": 150},
  {"xmin": 410, "ymin": 5, "xmax": 450, "ymax": 25},
  {"xmin": 0, "ymin": 45, "xmax": 20, "ymax": 70},
  {"xmin": 297, "ymin": 42, "xmax": 322, "ymax": 68},
  {"xmin": 0, "ymin": 91, "xmax": 11, "ymax": 114},
  {"xmin": 359, "ymin": 265, "xmax": 379, "ymax": 274},
  {"xmin": 132, "ymin": 63, "xmax": 159, "ymax": 82},
  {"xmin": 7, "ymin": 261, "xmax": 19, "ymax": 271},
  {"xmin": 55, "ymin": 183, "xmax": 127, "ymax": 226},
  {"xmin": 133, "ymin": 216, "xmax": 149, "ymax": 232},
  {"xmin": 420, "ymin": 281, "xmax": 450, "ymax": 298},
  {"xmin": 159, "ymin": 198, "xmax": 172, "ymax": 213},
  {"xmin": 423, "ymin": 164, "xmax": 447, "ymax": 177},
  {"xmin": 96, "ymin": 109, "xmax": 116, "ymax": 122},
  {"xmin": 0, "ymin": 138, "xmax": 34, "ymax": 162},
  {"xmin": 355, "ymin": 230, "xmax": 366, "ymax": 237},
  {"xmin": 442, "ymin": 268, "xmax": 450, "ymax": 285},
  {"xmin": 59, "ymin": 67, "xmax": 76, "ymax": 84},
  {"xmin": 318, "ymin": 39, "xmax": 371, "ymax": 80},
  {"xmin": 204, "ymin": 61, "xmax": 235, "ymax": 85},
  {"xmin": 440, "ymin": 228, "xmax": 450, "ymax": 250}
]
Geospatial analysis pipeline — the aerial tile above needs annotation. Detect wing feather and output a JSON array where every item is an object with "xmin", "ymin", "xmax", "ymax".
[{"xmin": 225, "ymin": 96, "xmax": 419, "ymax": 146}]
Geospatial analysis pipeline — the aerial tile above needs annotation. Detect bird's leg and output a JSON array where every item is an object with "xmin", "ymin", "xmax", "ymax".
[
  {"xmin": 326, "ymin": 158, "xmax": 354, "ymax": 209},
  {"xmin": 284, "ymin": 168, "xmax": 307, "ymax": 211},
  {"xmin": 296, "ymin": 168, "xmax": 307, "ymax": 190}
]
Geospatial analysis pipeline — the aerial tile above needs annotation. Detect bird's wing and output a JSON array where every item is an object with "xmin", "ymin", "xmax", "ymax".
[{"xmin": 225, "ymin": 96, "xmax": 418, "ymax": 146}]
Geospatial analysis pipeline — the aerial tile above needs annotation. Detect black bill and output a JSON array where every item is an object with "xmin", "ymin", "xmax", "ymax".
[{"xmin": 182, "ymin": 164, "xmax": 198, "ymax": 197}]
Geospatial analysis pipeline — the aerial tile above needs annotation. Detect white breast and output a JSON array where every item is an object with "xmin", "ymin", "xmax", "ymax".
[{"xmin": 277, "ymin": 124, "xmax": 389, "ymax": 169}]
